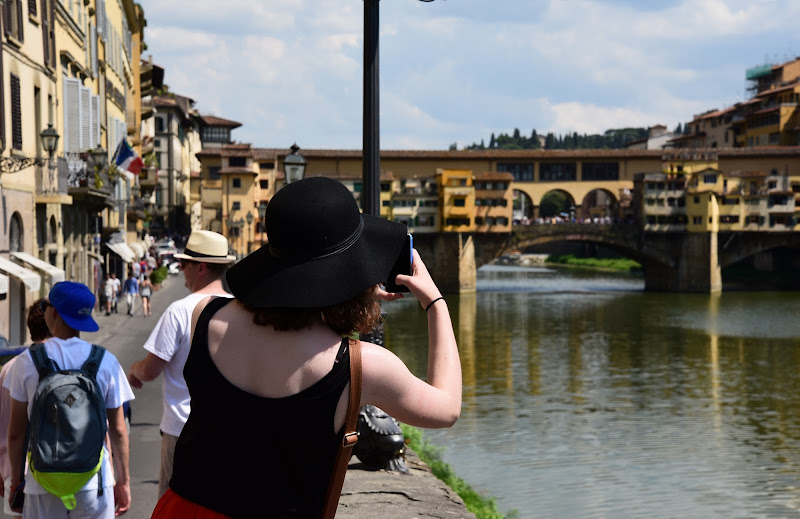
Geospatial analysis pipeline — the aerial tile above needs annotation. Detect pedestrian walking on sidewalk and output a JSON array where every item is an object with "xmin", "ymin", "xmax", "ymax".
[
  {"xmin": 111, "ymin": 273, "xmax": 121, "ymax": 314},
  {"xmin": 102, "ymin": 274, "xmax": 114, "ymax": 316},
  {"xmin": 127, "ymin": 230, "xmax": 234, "ymax": 498},
  {"xmin": 123, "ymin": 268, "xmax": 139, "ymax": 316},
  {"xmin": 4, "ymin": 282, "xmax": 134, "ymax": 517},
  {"xmin": 139, "ymin": 274, "xmax": 153, "ymax": 317},
  {"xmin": 150, "ymin": 177, "xmax": 462, "ymax": 518}
]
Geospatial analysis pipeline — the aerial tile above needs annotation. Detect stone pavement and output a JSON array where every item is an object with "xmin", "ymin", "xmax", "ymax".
[
  {"xmin": 339, "ymin": 450, "xmax": 476, "ymax": 518},
  {"xmin": 83, "ymin": 274, "xmax": 474, "ymax": 518}
]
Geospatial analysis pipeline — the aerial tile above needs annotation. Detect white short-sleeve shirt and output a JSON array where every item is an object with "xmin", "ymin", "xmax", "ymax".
[
  {"xmin": 143, "ymin": 292, "xmax": 231, "ymax": 437},
  {"xmin": 3, "ymin": 337, "xmax": 135, "ymax": 494}
]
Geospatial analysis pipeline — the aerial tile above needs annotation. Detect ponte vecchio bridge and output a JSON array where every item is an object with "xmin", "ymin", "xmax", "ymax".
[{"xmin": 412, "ymin": 223, "xmax": 800, "ymax": 294}]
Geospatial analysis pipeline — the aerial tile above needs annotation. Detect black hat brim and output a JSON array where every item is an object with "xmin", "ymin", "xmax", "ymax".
[{"xmin": 226, "ymin": 214, "xmax": 407, "ymax": 308}]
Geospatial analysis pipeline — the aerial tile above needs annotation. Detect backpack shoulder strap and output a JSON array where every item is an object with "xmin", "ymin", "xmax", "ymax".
[
  {"xmin": 81, "ymin": 345, "xmax": 106, "ymax": 379},
  {"xmin": 29, "ymin": 343, "xmax": 59, "ymax": 379}
]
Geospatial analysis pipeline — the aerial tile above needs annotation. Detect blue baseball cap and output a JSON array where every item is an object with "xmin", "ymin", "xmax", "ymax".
[{"xmin": 49, "ymin": 281, "xmax": 99, "ymax": 332}]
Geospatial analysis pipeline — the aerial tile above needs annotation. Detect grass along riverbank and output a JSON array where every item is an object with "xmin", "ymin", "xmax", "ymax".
[
  {"xmin": 400, "ymin": 424, "xmax": 519, "ymax": 519},
  {"xmin": 546, "ymin": 254, "xmax": 641, "ymax": 272}
]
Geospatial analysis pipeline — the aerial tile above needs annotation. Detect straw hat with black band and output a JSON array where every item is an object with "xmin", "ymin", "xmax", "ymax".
[
  {"xmin": 226, "ymin": 177, "xmax": 408, "ymax": 308},
  {"xmin": 174, "ymin": 230, "xmax": 236, "ymax": 264}
]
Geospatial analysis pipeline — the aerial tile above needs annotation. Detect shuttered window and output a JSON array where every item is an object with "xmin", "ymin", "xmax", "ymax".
[
  {"xmin": 39, "ymin": 0, "xmax": 56, "ymax": 69},
  {"xmin": 27, "ymin": 0, "xmax": 36, "ymax": 17},
  {"xmin": 91, "ymin": 23, "xmax": 98, "ymax": 77},
  {"xmin": 63, "ymin": 78, "xmax": 99, "ymax": 153},
  {"xmin": 90, "ymin": 95, "xmax": 100, "ymax": 148},
  {"xmin": 4, "ymin": 0, "xmax": 24, "ymax": 42},
  {"xmin": 96, "ymin": 0, "xmax": 105, "ymax": 39},
  {"xmin": 10, "ymin": 74, "xmax": 22, "ymax": 150},
  {"xmin": 63, "ymin": 78, "xmax": 80, "ymax": 152},
  {"xmin": 79, "ymin": 86, "xmax": 91, "ymax": 151}
]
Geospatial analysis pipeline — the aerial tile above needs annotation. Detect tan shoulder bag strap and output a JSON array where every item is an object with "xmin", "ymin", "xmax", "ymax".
[{"xmin": 322, "ymin": 338, "xmax": 362, "ymax": 518}]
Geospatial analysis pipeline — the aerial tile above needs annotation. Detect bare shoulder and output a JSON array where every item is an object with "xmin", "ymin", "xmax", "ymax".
[{"xmin": 358, "ymin": 341, "xmax": 411, "ymax": 378}]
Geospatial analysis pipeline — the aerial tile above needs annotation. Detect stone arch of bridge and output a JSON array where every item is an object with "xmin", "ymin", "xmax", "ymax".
[
  {"xmin": 578, "ymin": 188, "xmax": 619, "ymax": 221},
  {"xmin": 513, "ymin": 181, "xmax": 629, "ymax": 219},
  {"xmin": 512, "ymin": 189, "xmax": 535, "ymax": 221},
  {"xmin": 509, "ymin": 231, "xmax": 672, "ymax": 270},
  {"xmin": 719, "ymin": 233, "xmax": 800, "ymax": 268},
  {"xmin": 538, "ymin": 188, "xmax": 576, "ymax": 218}
]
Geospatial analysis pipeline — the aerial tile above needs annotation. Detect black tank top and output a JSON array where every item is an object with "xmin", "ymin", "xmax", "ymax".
[{"xmin": 170, "ymin": 297, "xmax": 352, "ymax": 518}]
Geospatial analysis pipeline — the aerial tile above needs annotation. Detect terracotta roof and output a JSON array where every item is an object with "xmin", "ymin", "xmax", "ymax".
[
  {"xmin": 751, "ymin": 105, "xmax": 780, "ymax": 116},
  {"xmin": 153, "ymin": 95, "xmax": 197, "ymax": 118},
  {"xmin": 667, "ymin": 133, "xmax": 706, "ymax": 143},
  {"xmin": 200, "ymin": 115, "xmax": 242, "ymax": 128},
  {"xmin": 474, "ymin": 171, "xmax": 513, "ymax": 181},
  {"xmin": 755, "ymin": 79, "xmax": 800, "ymax": 98},
  {"xmin": 196, "ymin": 144, "xmax": 254, "ymax": 158},
  {"xmin": 253, "ymin": 149, "xmax": 279, "ymax": 160}
]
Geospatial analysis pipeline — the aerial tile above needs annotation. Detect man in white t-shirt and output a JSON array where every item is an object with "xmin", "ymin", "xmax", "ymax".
[
  {"xmin": 5, "ymin": 282, "xmax": 134, "ymax": 518},
  {"xmin": 128, "ymin": 230, "xmax": 234, "ymax": 498}
]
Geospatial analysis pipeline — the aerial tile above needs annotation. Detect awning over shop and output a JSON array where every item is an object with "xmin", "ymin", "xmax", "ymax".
[
  {"xmin": 0, "ymin": 257, "xmax": 41, "ymax": 292},
  {"xmin": 0, "ymin": 274, "xmax": 8, "ymax": 295},
  {"xmin": 87, "ymin": 251, "xmax": 105, "ymax": 264},
  {"xmin": 130, "ymin": 242, "xmax": 145, "ymax": 259},
  {"xmin": 10, "ymin": 252, "xmax": 66, "ymax": 283},
  {"xmin": 106, "ymin": 243, "xmax": 136, "ymax": 263}
]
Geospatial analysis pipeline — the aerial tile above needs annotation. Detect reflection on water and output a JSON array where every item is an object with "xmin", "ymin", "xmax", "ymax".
[{"xmin": 382, "ymin": 266, "xmax": 800, "ymax": 519}]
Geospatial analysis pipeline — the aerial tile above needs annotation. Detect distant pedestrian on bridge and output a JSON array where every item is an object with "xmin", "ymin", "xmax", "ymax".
[{"xmin": 150, "ymin": 177, "xmax": 462, "ymax": 518}]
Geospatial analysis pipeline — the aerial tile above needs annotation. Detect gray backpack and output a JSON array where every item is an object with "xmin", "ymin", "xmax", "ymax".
[{"xmin": 27, "ymin": 343, "xmax": 107, "ymax": 510}]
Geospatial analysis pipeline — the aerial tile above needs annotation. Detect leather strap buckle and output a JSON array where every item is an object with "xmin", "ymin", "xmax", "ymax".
[{"xmin": 343, "ymin": 431, "xmax": 359, "ymax": 448}]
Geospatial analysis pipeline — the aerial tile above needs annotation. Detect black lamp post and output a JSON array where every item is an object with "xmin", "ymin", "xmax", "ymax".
[
  {"xmin": 283, "ymin": 144, "xmax": 307, "ymax": 185},
  {"xmin": 236, "ymin": 218, "xmax": 245, "ymax": 258},
  {"xmin": 257, "ymin": 204, "xmax": 267, "ymax": 246},
  {"xmin": 40, "ymin": 123, "xmax": 59, "ymax": 157},
  {"xmin": 362, "ymin": 0, "xmax": 439, "ymax": 217},
  {"xmin": 245, "ymin": 211, "xmax": 253, "ymax": 254},
  {"xmin": 40, "ymin": 123, "xmax": 59, "ymax": 192}
]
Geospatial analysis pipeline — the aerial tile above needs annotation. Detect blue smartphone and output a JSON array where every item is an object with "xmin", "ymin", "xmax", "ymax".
[{"xmin": 385, "ymin": 234, "xmax": 413, "ymax": 293}]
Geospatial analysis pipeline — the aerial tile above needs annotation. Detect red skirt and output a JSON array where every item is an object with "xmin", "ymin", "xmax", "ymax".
[{"xmin": 151, "ymin": 489, "xmax": 232, "ymax": 519}]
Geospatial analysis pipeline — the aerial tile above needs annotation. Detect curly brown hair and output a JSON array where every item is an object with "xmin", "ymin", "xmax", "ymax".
[
  {"xmin": 242, "ymin": 286, "xmax": 381, "ymax": 336},
  {"xmin": 27, "ymin": 298, "xmax": 52, "ymax": 342}
]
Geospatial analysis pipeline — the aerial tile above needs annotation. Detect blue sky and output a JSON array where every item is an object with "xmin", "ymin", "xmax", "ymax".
[{"xmin": 137, "ymin": 0, "xmax": 800, "ymax": 150}]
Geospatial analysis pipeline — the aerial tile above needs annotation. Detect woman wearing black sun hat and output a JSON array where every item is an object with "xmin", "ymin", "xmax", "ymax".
[{"xmin": 151, "ymin": 176, "xmax": 462, "ymax": 518}]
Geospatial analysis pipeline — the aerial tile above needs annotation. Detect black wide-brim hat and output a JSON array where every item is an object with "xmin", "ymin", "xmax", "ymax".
[{"xmin": 226, "ymin": 177, "xmax": 408, "ymax": 308}]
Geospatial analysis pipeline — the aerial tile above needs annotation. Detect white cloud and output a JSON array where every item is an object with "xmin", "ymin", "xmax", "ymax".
[{"xmin": 137, "ymin": 0, "xmax": 800, "ymax": 149}]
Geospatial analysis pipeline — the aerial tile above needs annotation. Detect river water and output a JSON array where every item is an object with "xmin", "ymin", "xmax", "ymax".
[{"xmin": 382, "ymin": 265, "xmax": 800, "ymax": 519}]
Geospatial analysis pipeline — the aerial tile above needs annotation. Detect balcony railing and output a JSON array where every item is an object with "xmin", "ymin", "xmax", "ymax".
[
  {"xmin": 36, "ymin": 157, "xmax": 69, "ymax": 195},
  {"xmin": 65, "ymin": 152, "xmax": 111, "ymax": 195}
]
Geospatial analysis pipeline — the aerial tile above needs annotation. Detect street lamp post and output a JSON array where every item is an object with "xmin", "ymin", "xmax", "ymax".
[
  {"xmin": 236, "ymin": 218, "xmax": 245, "ymax": 258},
  {"xmin": 257, "ymin": 204, "xmax": 267, "ymax": 246},
  {"xmin": 283, "ymin": 144, "xmax": 307, "ymax": 185},
  {"xmin": 360, "ymin": 1, "xmax": 439, "ymax": 473},
  {"xmin": 362, "ymin": 0, "xmax": 439, "ymax": 216},
  {"xmin": 245, "ymin": 211, "xmax": 253, "ymax": 254},
  {"xmin": 40, "ymin": 123, "xmax": 59, "ymax": 192}
]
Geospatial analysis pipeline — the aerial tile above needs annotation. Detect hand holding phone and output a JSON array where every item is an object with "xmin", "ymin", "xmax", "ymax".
[{"xmin": 385, "ymin": 234, "xmax": 413, "ymax": 293}]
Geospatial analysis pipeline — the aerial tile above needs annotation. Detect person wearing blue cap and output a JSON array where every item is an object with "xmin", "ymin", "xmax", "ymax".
[{"xmin": 3, "ymin": 281, "xmax": 135, "ymax": 518}]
